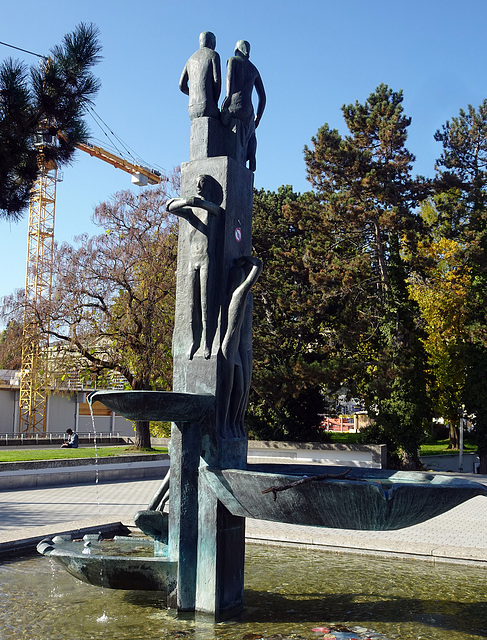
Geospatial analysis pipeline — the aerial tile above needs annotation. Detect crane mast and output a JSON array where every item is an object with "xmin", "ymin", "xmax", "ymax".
[
  {"xmin": 19, "ymin": 161, "xmax": 58, "ymax": 435},
  {"xmin": 18, "ymin": 139, "xmax": 162, "ymax": 435}
]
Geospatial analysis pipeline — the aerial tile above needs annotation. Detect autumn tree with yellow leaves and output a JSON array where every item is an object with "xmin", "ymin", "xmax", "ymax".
[{"xmin": 409, "ymin": 202, "xmax": 471, "ymax": 447}]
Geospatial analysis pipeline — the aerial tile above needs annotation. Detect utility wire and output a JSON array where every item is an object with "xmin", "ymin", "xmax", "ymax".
[{"xmin": 0, "ymin": 40, "xmax": 47, "ymax": 60}]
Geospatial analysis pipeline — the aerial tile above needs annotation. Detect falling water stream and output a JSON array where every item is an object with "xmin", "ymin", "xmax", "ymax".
[
  {"xmin": 1, "ymin": 543, "xmax": 487, "ymax": 640},
  {"xmin": 88, "ymin": 400, "xmax": 100, "ymax": 487},
  {"xmin": 86, "ymin": 400, "xmax": 108, "ymax": 622}
]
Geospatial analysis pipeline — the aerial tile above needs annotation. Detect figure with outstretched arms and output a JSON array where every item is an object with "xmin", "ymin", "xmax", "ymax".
[{"xmin": 167, "ymin": 174, "xmax": 223, "ymax": 360}]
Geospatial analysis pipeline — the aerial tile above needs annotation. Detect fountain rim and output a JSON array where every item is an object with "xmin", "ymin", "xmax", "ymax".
[
  {"xmin": 87, "ymin": 389, "xmax": 215, "ymax": 423},
  {"xmin": 37, "ymin": 536, "xmax": 175, "ymax": 564}
]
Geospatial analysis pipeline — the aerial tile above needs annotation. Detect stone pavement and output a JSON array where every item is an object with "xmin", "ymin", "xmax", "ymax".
[{"xmin": 2, "ymin": 472, "xmax": 487, "ymax": 565}]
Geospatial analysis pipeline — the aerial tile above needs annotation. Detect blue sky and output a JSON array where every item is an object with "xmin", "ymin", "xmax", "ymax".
[{"xmin": 1, "ymin": 0, "xmax": 487, "ymax": 309}]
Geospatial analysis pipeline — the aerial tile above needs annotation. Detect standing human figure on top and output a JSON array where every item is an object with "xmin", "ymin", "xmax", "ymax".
[
  {"xmin": 179, "ymin": 31, "xmax": 221, "ymax": 120},
  {"xmin": 221, "ymin": 40, "xmax": 266, "ymax": 171}
]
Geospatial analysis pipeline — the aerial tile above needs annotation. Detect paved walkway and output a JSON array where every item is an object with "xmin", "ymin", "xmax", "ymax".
[{"xmin": 2, "ymin": 472, "xmax": 487, "ymax": 565}]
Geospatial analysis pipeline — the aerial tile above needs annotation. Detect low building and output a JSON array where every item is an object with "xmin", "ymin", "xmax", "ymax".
[{"xmin": 0, "ymin": 369, "xmax": 135, "ymax": 437}]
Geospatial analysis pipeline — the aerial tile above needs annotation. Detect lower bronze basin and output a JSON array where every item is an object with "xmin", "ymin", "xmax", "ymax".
[
  {"xmin": 37, "ymin": 536, "xmax": 176, "ymax": 592},
  {"xmin": 88, "ymin": 390, "xmax": 214, "ymax": 422},
  {"xmin": 202, "ymin": 464, "xmax": 487, "ymax": 531}
]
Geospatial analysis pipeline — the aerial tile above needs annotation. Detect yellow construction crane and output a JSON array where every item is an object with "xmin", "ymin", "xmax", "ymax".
[
  {"xmin": 76, "ymin": 141, "xmax": 162, "ymax": 186},
  {"xmin": 19, "ymin": 135, "xmax": 162, "ymax": 435}
]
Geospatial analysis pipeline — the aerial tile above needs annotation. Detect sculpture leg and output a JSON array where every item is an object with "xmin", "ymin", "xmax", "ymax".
[
  {"xmin": 168, "ymin": 421, "xmax": 201, "ymax": 611},
  {"xmin": 229, "ymin": 362, "xmax": 245, "ymax": 438},
  {"xmin": 196, "ymin": 469, "xmax": 246, "ymax": 620},
  {"xmin": 188, "ymin": 267, "xmax": 200, "ymax": 360},
  {"xmin": 200, "ymin": 263, "xmax": 211, "ymax": 359},
  {"xmin": 247, "ymin": 133, "xmax": 257, "ymax": 172}
]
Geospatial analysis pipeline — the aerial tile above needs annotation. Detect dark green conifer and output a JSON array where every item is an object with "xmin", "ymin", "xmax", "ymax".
[
  {"xmin": 289, "ymin": 84, "xmax": 429, "ymax": 467},
  {"xmin": 0, "ymin": 23, "xmax": 101, "ymax": 219}
]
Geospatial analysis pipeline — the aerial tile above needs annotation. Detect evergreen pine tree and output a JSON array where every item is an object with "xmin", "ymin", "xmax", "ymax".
[
  {"xmin": 0, "ymin": 23, "xmax": 101, "ymax": 219},
  {"xmin": 292, "ymin": 84, "xmax": 430, "ymax": 467}
]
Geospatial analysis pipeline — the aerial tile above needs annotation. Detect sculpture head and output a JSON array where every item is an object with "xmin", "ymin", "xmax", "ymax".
[
  {"xmin": 235, "ymin": 40, "xmax": 250, "ymax": 59},
  {"xmin": 199, "ymin": 31, "xmax": 216, "ymax": 51},
  {"xmin": 196, "ymin": 174, "xmax": 209, "ymax": 196},
  {"xmin": 196, "ymin": 174, "xmax": 223, "ymax": 205}
]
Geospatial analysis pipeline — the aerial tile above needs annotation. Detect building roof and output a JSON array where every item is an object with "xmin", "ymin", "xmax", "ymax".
[{"xmin": 0, "ymin": 369, "xmax": 19, "ymax": 387}]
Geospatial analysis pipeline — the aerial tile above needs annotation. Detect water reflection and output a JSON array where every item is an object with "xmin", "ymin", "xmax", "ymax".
[{"xmin": 1, "ymin": 544, "xmax": 487, "ymax": 640}]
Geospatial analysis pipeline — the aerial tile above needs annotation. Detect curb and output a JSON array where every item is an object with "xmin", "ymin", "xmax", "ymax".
[{"xmin": 0, "ymin": 455, "xmax": 170, "ymax": 490}]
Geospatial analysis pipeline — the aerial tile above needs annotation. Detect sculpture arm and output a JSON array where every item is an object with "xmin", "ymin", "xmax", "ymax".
[
  {"xmin": 221, "ymin": 255, "xmax": 263, "ymax": 360},
  {"xmin": 166, "ymin": 196, "xmax": 221, "ymax": 217},
  {"xmin": 212, "ymin": 54, "xmax": 222, "ymax": 104},
  {"xmin": 234, "ymin": 255, "xmax": 263, "ymax": 274},
  {"xmin": 254, "ymin": 72, "xmax": 266, "ymax": 129},
  {"xmin": 179, "ymin": 65, "xmax": 189, "ymax": 96},
  {"xmin": 190, "ymin": 196, "xmax": 221, "ymax": 216},
  {"xmin": 166, "ymin": 197, "xmax": 192, "ymax": 219},
  {"xmin": 221, "ymin": 58, "xmax": 234, "ymax": 112}
]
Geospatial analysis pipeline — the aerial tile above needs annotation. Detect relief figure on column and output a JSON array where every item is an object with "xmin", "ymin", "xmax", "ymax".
[
  {"xmin": 219, "ymin": 255, "xmax": 263, "ymax": 438},
  {"xmin": 166, "ymin": 174, "xmax": 224, "ymax": 360}
]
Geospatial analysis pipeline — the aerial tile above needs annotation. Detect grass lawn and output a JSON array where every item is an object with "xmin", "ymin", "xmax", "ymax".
[
  {"xmin": 419, "ymin": 438, "xmax": 477, "ymax": 457},
  {"xmin": 0, "ymin": 446, "xmax": 168, "ymax": 463},
  {"xmin": 0, "ymin": 435, "xmax": 475, "ymax": 463},
  {"xmin": 326, "ymin": 432, "xmax": 477, "ymax": 457},
  {"xmin": 327, "ymin": 432, "xmax": 361, "ymax": 444}
]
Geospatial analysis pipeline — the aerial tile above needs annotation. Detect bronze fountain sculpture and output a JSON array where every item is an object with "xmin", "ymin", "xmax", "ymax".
[{"xmin": 38, "ymin": 32, "xmax": 487, "ymax": 621}]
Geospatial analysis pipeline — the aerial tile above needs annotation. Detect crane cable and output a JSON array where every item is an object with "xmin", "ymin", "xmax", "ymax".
[
  {"xmin": 87, "ymin": 107, "xmax": 146, "ymax": 168},
  {"xmin": 87, "ymin": 106, "xmax": 165, "ymax": 176},
  {"xmin": 0, "ymin": 40, "xmax": 47, "ymax": 60},
  {"xmin": 0, "ymin": 38, "xmax": 164, "ymax": 176}
]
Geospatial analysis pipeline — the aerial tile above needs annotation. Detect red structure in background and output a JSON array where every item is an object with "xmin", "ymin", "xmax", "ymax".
[{"xmin": 319, "ymin": 415, "xmax": 355, "ymax": 432}]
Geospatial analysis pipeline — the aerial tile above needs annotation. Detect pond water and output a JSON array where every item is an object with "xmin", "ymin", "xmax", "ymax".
[{"xmin": 1, "ymin": 543, "xmax": 486, "ymax": 640}]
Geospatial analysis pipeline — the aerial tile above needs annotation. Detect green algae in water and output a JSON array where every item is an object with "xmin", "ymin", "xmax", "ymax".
[{"xmin": 1, "ymin": 545, "xmax": 487, "ymax": 640}]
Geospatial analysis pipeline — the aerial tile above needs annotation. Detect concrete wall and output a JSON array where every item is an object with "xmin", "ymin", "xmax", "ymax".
[
  {"xmin": 0, "ymin": 454, "xmax": 170, "ymax": 489},
  {"xmin": 421, "ymin": 452, "xmax": 480, "ymax": 474},
  {"xmin": 150, "ymin": 438, "xmax": 387, "ymax": 468},
  {"xmin": 48, "ymin": 393, "xmax": 77, "ymax": 433},
  {"xmin": 77, "ymin": 415, "xmax": 135, "ymax": 436},
  {"xmin": 0, "ymin": 388, "xmax": 17, "ymax": 434},
  {"xmin": 247, "ymin": 440, "xmax": 387, "ymax": 469}
]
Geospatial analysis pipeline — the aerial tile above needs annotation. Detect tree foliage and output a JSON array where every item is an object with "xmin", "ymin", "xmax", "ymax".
[
  {"xmin": 434, "ymin": 100, "xmax": 487, "ymax": 469},
  {"xmin": 0, "ymin": 320, "xmax": 23, "ymax": 369},
  {"xmin": 304, "ymin": 86, "xmax": 430, "ymax": 468},
  {"xmin": 0, "ymin": 22, "xmax": 101, "ymax": 219},
  {"xmin": 249, "ymin": 185, "xmax": 330, "ymax": 440},
  {"xmin": 408, "ymin": 205, "xmax": 471, "ymax": 447},
  {"xmin": 251, "ymin": 85, "xmax": 430, "ymax": 467},
  {"xmin": 2, "ymin": 177, "xmax": 179, "ymax": 448}
]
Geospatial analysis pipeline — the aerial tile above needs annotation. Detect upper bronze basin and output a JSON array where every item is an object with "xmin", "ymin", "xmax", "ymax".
[{"xmin": 88, "ymin": 390, "xmax": 214, "ymax": 422}]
